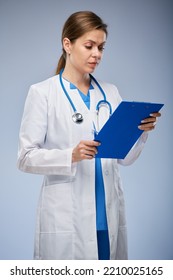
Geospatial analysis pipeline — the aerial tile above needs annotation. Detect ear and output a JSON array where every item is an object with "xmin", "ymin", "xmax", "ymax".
[{"xmin": 63, "ymin": 38, "xmax": 72, "ymax": 55}]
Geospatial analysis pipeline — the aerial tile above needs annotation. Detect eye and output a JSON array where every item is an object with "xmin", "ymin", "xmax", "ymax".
[
  {"xmin": 85, "ymin": 45, "xmax": 92, "ymax": 50},
  {"xmin": 98, "ymin": 45, "xmax": 105, "ymax": 52}
]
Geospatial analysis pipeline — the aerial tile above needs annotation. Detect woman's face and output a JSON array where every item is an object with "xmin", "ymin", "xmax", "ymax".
[{"xmin": 64, "ymin": 29, "xmax": 106, "ymax": 74}]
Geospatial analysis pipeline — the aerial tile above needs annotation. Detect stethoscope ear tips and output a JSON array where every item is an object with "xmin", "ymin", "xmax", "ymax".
[{"xmin": 72, "ymin": 112, "xmax": 83, "ymax": 123}]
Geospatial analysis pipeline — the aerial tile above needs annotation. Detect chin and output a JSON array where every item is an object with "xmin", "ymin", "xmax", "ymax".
[
  {"xmin": 87, "ymin": 67, "xmax": 96, "ymax": 74},
  {"xmin": 80, "ymin": 66, "xmax": 96, "ymax": 75}
]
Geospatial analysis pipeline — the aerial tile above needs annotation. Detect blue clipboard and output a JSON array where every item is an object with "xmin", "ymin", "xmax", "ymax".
[{"xmin": 94, "ymin": 101, "xmax": 164, "ymax": 159}]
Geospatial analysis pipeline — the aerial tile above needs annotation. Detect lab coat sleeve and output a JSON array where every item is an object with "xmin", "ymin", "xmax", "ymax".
[
  {"xmin": 117, "ymin": 132, "xmax": 148, "ymax": 166},
  {"xmin": 17, "ymin": 85, "xmax": 77, "ymax": 176}
]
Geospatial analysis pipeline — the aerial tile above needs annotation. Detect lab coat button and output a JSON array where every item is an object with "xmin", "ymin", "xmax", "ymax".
[{"xmin": 105, "ymin": 170, "xmax": 109, "ymax": 176}]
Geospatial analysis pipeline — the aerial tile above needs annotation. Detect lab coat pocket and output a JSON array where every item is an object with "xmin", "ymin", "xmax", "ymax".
[
  {"xmin": 39, "ymin": 232, "xmax": 73, "ymax": 260},
  {"xmin": 40, "ymin": 182, "xmax": 73, "ymax": 233}
]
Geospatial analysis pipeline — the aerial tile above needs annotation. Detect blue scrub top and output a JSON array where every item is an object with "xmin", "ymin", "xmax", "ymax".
[{"xmin": 70, "ymin": 82, "xmax": 108, "ymax": 231}]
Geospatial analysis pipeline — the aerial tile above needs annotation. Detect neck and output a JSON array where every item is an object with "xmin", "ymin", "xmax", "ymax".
[{"xmin": 62, "ymin": 66, "xmax": 90, "ymax": 89}]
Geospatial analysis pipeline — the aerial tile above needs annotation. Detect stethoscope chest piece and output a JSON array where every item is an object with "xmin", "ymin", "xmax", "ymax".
[{"xmin": 72, "ymin": 112, "xmax": 83, "ymax": 123}]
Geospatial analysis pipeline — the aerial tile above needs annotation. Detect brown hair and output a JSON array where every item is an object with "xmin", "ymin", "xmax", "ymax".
[{"xmin": 55, "ymin": 11, "xmax": 108, "ymax": 74}]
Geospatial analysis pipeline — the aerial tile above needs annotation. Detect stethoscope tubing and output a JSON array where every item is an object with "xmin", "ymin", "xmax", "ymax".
[
  {"xmin": 59, "ymin": 69, "xmax": 77, "ymax": 113},
  {"xmin": 90, "ymin": 75, "xmax": 112, "ymax": 115},
  {"xmin": 59, "ymin": 69, "xmax": 112, "ymax": 123}
]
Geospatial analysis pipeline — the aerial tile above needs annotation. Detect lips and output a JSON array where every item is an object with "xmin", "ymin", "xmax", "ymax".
[{"xmin": 88, "ymin": 62, "xmax": 97, "ymax": 67}]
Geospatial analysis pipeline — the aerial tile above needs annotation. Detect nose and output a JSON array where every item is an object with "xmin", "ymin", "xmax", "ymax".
[{"xmin": 92, "ymin": 46, "xmax": 102, "ymax": 59}]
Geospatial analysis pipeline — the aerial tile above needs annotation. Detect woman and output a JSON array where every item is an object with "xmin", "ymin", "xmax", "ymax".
[{"xmin": 17, "ymin": 11, "xmax": 161, "ymax": 260}]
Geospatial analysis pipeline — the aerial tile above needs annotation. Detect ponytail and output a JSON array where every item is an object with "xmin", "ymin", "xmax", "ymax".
[{"xmin": 55, "ymin": 52, "xmax": 66, "ymax": 75}]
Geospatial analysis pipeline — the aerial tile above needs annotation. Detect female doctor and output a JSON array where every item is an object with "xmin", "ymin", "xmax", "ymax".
[{"xmin": 17, "ymin": 11, "xmax": 161, "ymax": 260}]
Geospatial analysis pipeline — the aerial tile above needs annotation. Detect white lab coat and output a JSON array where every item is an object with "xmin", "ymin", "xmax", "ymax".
[{"xmin": 17, "ymin": 75, "xmax": 148, "ymax": 260}]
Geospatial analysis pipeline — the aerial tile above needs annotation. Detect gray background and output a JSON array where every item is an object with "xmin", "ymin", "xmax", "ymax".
[{"xmin": 0, "ymin": 0, "xmax": 172, "ymax": 259}]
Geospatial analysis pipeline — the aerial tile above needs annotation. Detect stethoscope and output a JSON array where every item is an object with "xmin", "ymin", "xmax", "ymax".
[{"xmin": 59, "ymin": 69, "xmax": 112, "ymax": 124}]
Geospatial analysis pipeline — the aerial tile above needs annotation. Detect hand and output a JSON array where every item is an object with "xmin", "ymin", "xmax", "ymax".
[
  {"xmin": 138, "ymin": 112, "xmax": 161, "ymax": 131},
  {"xmin": 72, "ymin": 140, "xmax": 101, "ymax": 162}
]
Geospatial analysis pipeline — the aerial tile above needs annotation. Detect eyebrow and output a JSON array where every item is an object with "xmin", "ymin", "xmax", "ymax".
[{"xmin": 84, "ymin": 40, "xmax": 106, "ymax": 45}]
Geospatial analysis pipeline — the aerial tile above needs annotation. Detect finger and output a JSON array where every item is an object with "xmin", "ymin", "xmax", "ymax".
[
  {"xmin": 138, "ymin": 122, "xmax": 156, "ymax": 131},
  {"xmin": 82, "ymin": 146, "xmax": 98, "ymax": 156},
  {"xmin": 141, "ymin": 117, "xmax": 157, "ymax": 124},
  {"xmin": 79, "ymin": 141, "xmax": 100, "ymax": 156},
  {"xmin": 150, "ymin": 112, "xmax": 161, "ymax": 117},
  {"xmin": 72, "ymin": 148, "xmax": 94, "ymax": 162},
  {"xmin": 80, "ymin": 149, "xmax": 96, "ymax": 159},
  {"xmin": 81, "ymin": 140, "xmax": 101, "ymax": 147},
  {"xmin": 79, "ymin": 142, "xmax": 98, "ymax": 154}
]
